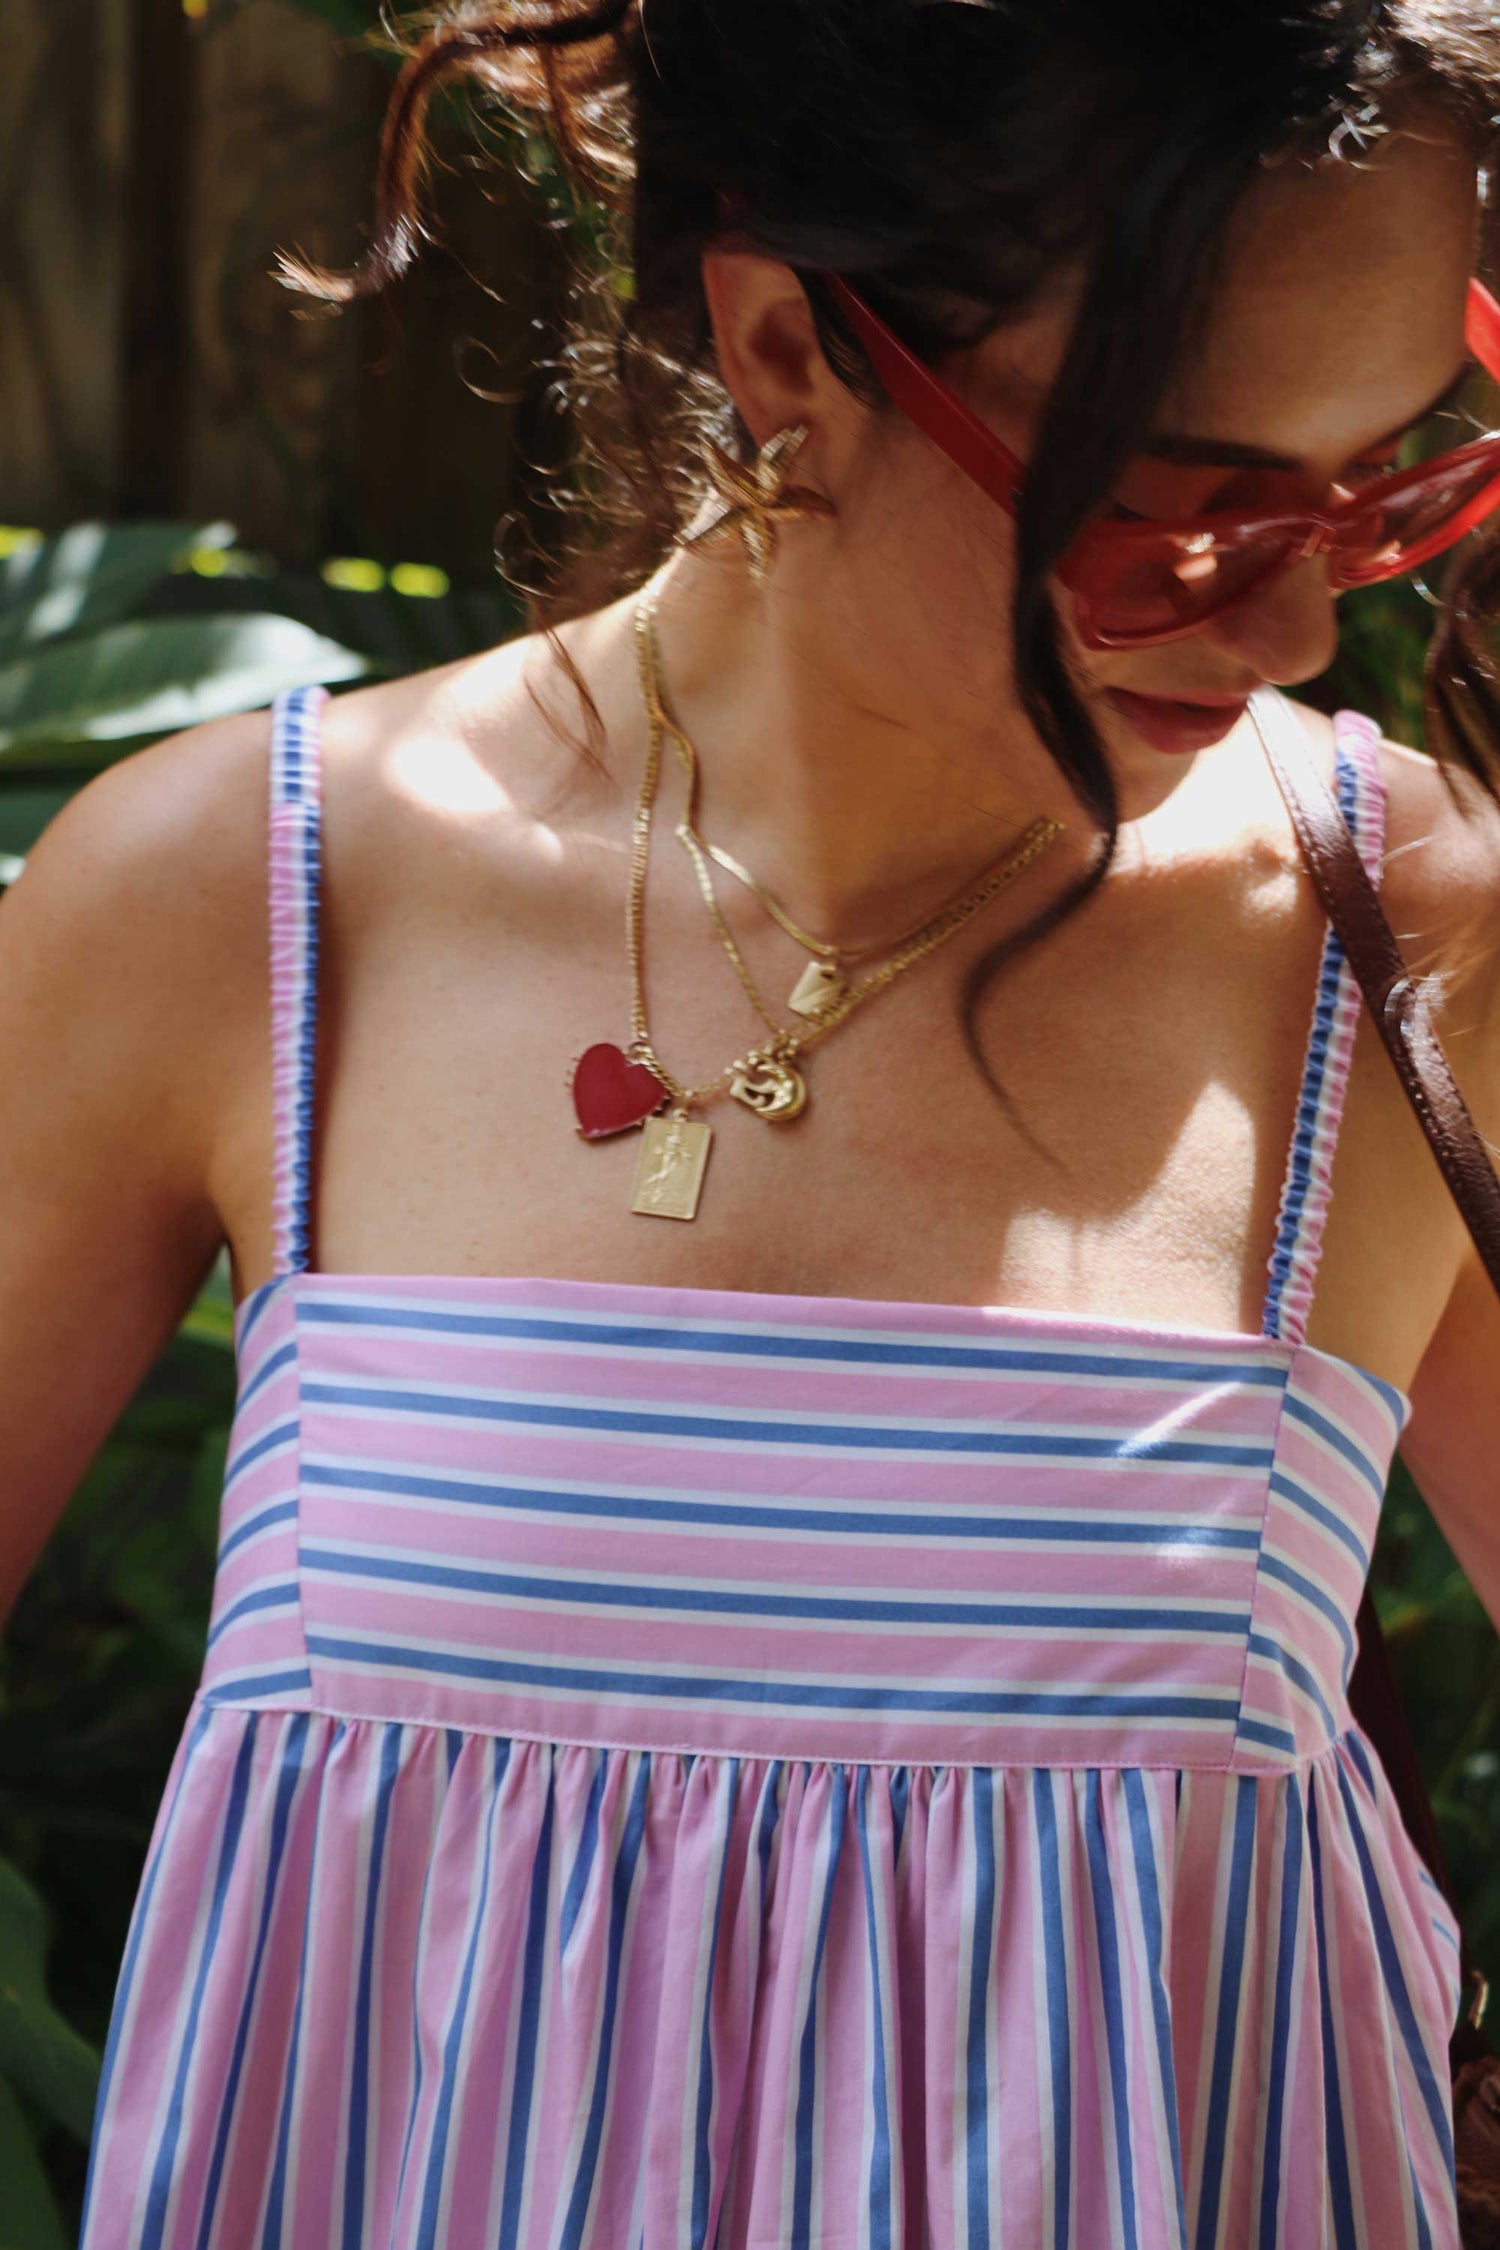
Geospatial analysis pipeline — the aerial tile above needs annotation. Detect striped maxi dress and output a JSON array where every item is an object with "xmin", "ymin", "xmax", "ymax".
[{"xmin": 77, "ymin": 685, "xmax": 1466, "ymax": 2249}]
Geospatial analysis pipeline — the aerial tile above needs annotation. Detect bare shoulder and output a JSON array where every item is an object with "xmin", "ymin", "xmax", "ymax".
[
  {"xmin": 323, "ymin": 607, "xmax": 634, "ymax": 859},
  {"xmin": 1367, "ymin": 717, "xmax": 1500, "ymax": 1102},
  {"xmin": 7, "ymin": 698, "xmax": 279, "ymax": 1027},
  {"xmin": 1372, "ymin": 723, "xmax": 1500, "ymax": 986},
  {"xmin": 11, "ymin": 590, "xmax": 627, "ymax": 1031},
  {"xmin": 9, "ymin": 592, "xmax": 628, "ymax": 982},
  {"xmin": 1262, "ymin": 698, "xmax": 1500, "ymax": 1112}
]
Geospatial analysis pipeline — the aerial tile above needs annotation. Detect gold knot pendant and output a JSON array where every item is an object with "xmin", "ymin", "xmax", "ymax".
[{"xmin": 729, "ymin": 1052, "xmax": 808, "ymax": 1121}]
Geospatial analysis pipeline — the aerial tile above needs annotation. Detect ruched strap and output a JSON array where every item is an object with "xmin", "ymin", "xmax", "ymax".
[
  {"xmin": 268, "ymin": 685, "xmax": 328, "ymax": 1277},
  {"xmin": 1261, "ymin": 708, "xmax": 1388, "ymax": 1345}
]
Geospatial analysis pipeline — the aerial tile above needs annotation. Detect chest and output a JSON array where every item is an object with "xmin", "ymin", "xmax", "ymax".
[{"xmin": 219, "ymin": 811, "xmax": 1467, "ymax": 1396}]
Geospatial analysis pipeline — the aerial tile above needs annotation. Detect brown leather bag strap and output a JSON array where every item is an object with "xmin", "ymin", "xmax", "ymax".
[
  {"xmin": 1249, "ymin": 687, "xmax": 1499, "ymax": 2054},
  {"xmin": 1249, "ymin": 689, "xmax": 1500, "ymax": 1293}
]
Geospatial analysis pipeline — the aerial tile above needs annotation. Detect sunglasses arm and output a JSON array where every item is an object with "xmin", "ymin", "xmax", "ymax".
[
  {"xmin": 821, "ymin": 268, "xmax": 1500, "ymax": 505},
  {"xmin": 1466, "ymin": 277, "xmax": 1500, "ymax": 384},
  {"xmin": 817, "ymin": 271, "xmax": 1027, "ymax": 516}
]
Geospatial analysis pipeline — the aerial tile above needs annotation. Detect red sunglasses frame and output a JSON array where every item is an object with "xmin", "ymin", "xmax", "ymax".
[{"xmin": 818, "ymin": 268, "xmax": 1500, "ymax": 649}]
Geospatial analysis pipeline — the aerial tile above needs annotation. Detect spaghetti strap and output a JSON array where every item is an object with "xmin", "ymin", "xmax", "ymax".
[
  {"xmin": 1260, "ymin": 704, "xmax": 1388, "ymax": 1345},
  {"xmin": 260, "ymin": 676, "xmax": 1384, "ymax": 1323},
  {"xmin": 268, "ymin": 685, "xmax": 328, "ymax": 1278}
]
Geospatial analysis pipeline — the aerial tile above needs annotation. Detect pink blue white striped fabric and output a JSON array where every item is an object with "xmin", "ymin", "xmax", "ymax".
[{"xmin": 78, "ymin": 688, "xmax": 1465, "ymax": 2249}]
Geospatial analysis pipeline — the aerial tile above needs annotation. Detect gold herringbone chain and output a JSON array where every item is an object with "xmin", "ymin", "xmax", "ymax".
[{"xmin": 624, "ymin": 574, "xmax": 1068, "ymax": 1111}]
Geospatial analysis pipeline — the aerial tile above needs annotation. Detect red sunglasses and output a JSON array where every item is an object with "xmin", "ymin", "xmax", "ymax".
[{"xmin": 819, "ymin": 269, "xmax": 1500, "ymax": 649}]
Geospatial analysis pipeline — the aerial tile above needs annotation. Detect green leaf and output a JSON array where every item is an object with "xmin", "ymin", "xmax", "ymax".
[
  {"xmin": 0, "ymin": 616, "xmax": 372, "ymax": 762},
  {"xmin": 177, "ymin": 1297, "xmax": 237, "ymax": 1351},
  {"xmin": 0, "ymin": 2075, "xmax": 70, "ymax": 2250},
  {"xmin": 0, "ymin": 788, "xmax": 71, "ymax": 859},
  {"xmin": 0, "ymin": 522, "xmax": 234, "ymax": 667},
  {"xmin": 0, "ymin": 1856, "xmax": 100, "ymax": 2142},
  {"xmin": 141, "ymin": 548, "xmax": 522, "ymax": 673},
  {"xmin": 176, "ymin": 1249, "xmax": 237, "ymax": 1352}
]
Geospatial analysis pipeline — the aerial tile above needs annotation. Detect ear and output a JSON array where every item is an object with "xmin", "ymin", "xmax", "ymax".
[{"xmin": 700, "ymin": 250, "xmax": 849, "ymax": 449}]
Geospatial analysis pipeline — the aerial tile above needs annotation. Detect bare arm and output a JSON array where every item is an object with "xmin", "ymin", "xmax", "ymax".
[{"xmin": 0, "ymin": 712, "xmax": 270, "ymax": 1626}]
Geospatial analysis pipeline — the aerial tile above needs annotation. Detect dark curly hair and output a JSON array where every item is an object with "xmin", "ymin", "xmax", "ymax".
[{"xmin": 282, "ymin": 0, "xmax": 1500, "ymax": 1120}]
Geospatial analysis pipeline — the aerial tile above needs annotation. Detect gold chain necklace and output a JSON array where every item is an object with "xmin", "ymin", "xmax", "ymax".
[
  {"xmin": 567, "ymin": 577, "xmax": 1068, "ymax": 1220},
  {"xmin": 640, "ymin": 588, "xmax": 1071, "ymax": 1024}
]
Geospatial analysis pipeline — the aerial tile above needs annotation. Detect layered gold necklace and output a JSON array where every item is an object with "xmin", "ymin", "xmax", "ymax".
[{"xmin": 567, "ymin": 577, "xmax": 1068, "ymax": 1220}]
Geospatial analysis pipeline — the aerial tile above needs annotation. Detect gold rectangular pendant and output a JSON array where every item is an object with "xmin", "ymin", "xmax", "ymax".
[
  {"xmin": 788, "ymin": 958, "xmax": 848, "ymax": 1018},
  {"xmin": 630, "ymin": 1112, "xmax": 713, "ymax": 1221}
]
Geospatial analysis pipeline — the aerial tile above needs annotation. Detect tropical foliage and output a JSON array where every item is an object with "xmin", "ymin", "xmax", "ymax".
[{"xmin": 0, "ymin": 518, "xmax": 517, "ymax": 2240}]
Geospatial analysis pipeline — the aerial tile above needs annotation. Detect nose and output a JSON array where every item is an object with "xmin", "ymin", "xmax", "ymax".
[{"xmin": 1203, "ymin": 552, "xmax": 1342, "ymax": 688}]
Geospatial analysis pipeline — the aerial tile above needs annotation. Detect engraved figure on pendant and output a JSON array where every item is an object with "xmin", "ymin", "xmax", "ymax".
[{"xmin": 640, "ymin": 1116, "xmax": 692, "ymax": 1202}]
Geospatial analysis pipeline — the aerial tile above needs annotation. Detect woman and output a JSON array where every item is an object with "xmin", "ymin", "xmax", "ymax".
[{"xmin": 6, "ymin": 0, "xmax": 1500, "ymax": 2242}]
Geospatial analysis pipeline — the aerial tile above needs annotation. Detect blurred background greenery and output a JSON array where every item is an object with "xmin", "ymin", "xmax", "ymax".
[{"xmin": 1, "ymin": 1, "xmax": 1497, "ymax": 2239}]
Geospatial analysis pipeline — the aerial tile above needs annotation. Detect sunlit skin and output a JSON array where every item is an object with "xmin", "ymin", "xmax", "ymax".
[
  {"xmin": 2, "ymin": 95, "xmax": 1500, "ymax": 1631},
  {"xmin": 656, "ymin": 92, "xmax": 1482, "ymax": 927}
]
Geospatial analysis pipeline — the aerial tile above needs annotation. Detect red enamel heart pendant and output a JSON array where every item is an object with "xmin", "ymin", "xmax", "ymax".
[{"xmin": 571, "ymin": 1043, "xmax": 668, "ymax": 1139}]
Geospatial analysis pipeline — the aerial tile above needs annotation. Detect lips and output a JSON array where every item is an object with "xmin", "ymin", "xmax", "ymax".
[{"xmin": 1101, "ymin": 686, "xmax": 1254, "ymax": 756}]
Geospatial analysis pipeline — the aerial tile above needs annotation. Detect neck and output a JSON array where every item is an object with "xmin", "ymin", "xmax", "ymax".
[{"xmin": 636, "ymin": 550, "xmax": 1142, "ymax": 949}]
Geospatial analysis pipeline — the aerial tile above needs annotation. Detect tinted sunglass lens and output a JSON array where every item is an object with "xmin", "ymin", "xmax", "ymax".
[
  {"xmin": 1338, "ymin": 447, "xmax": 1500, "ymax": 579},
  {"xmin": 1083, "ymin": 536, "xmax": 1290, "ymax": 643}
]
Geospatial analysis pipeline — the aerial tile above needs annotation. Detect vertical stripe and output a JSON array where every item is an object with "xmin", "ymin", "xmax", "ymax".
[
  {"xmin": 561, "ymin": 1751, "xmax": 610, "ymax": 1954},
  {"xmin": 258, "ymin": 1719, "xmax": 332, "ymax": 2247},
  {"xmin": 558, "ymin": 1752, "xmax": 652, "ymax": 2250},
  {"xmin": 963, "ymin": 1767, "xmax": 998, "ymax": 2250},
  {"xmin": 1121, "ymin": 1771, "xmax": 1188, "ymax": 2247},
  {"xmin": 1260, "ymin": 713, "xmax": 1380, "ymax": 1348},
  {"xmin": 1192, "ymin": 1776, "xmax": 1258, "ymax": 2250},
  {"xmin": 1254, "ymin": 1777, "xmax": 1305, "ymax": 2250},
  {"xmin": 688, "ymin": 1759, "xmax": 740, "ymax": 2250},
  {"xmin": 1084, "ymin": 1771, "xmax": 1139, "ymax": 2250},
  {"xmin": 495, "ymin": 1776, "xmax": 557, "ymax": 2250},
  {"xmin": 1033, "ymin": 1768, "xmax": 1074, "ymax": 2250},
  {"xmin": 1306, "ymin": 1781, "xmax": 1359, "ymax": 2249},
  {"xmin": 1333, "ymin": 1762, "xmax": 1454, "ymax": 2181},
  {"xmin": 267, "ymin": 685, "xmax": 327, "ymax": 1282},
  {"xmin": 790, "ymin": 1765, "xmax": 849, "ymax": 2250},
  {"xmin": 389, "ymin": 1753, "xmax": 453, "ymax": 2229},
  {"xmin": 195, "ymin": 1716, "xmax": 314, "ymax": 2250},
  {"xmin": 855, "ymin": 1767, "xmax": 896, "ymax": 2250},
  {"xmin": 339, "ymin": 1722, "xmax": 403, "ymax": 2250},
  {"xmin": 79, "ymin": 1703, "xmax": 216, "ymax": 2247},
  {"xmin": 411, "ymin": 1738, "xmax": 513, "ymax": 2244},
  {"xmin": 140, "ymin": 1718, "xmax": 262, "ymax": 2250}
]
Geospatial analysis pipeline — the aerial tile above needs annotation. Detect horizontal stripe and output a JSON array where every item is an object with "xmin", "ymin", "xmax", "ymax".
[
  {"xmin": 299, "ymin": 1295, "xmax": 1291, "ymax": 1383},
  {"xmin": 299, "ymin": 1459, "xmax": 1265, "ymax": 1549},
  {"xmin": 299, "ymin": 1543, "xmax": 1251, "ymax": 1636},
  {"xmin": 301, "ymin": 1377, "xmax": 1277, "ymax": 1466},
  {"xmin": 305, "ymin": 1630, "xmax": 1245, "ymax": 1725}
]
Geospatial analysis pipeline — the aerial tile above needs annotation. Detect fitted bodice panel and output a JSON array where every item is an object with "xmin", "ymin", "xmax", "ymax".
[{"xmin": 208, "ymin": 1272, "xmax": 1410, "ymax": 1776}]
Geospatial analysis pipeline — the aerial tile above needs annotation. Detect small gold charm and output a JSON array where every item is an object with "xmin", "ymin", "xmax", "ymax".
[
  {"xmin": 729, "ymin": 1053, "xmax": 809, "ymax": 1121},
  {"xmin": 631, "ymin": 1110, "xmax": 713, "ymax": 1221},
  {"xmin": 787, "ymin": 958, "xmax": 849, "ymax": 1019}
]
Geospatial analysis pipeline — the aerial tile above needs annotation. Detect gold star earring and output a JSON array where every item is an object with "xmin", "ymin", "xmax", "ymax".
[{"xmin": 678, "ymin": 423, "xmax": 836, "ymax": 587}]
